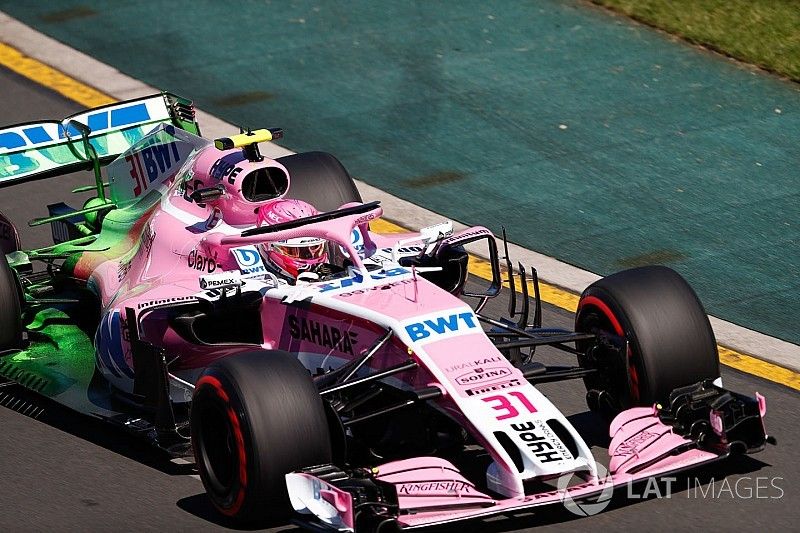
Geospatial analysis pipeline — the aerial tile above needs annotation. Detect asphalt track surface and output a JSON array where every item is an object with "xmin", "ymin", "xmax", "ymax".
[{"xmin": 0, "ymin": 68, "xmax": 798, "ymax": 532}]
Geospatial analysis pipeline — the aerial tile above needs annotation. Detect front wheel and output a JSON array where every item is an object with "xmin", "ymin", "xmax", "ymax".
[
  {"xmin": 191, "ymin": 350, "xmax": 332, "ymax": 522},
  {"xmin": 575, "ymin": 265, "xmax": 720, "ymax": 413}
]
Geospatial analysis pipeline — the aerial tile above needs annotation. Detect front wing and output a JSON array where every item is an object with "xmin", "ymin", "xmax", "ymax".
[{"xmin": 286, "ymin": 381, "xmax": 773, "ymax": 531}]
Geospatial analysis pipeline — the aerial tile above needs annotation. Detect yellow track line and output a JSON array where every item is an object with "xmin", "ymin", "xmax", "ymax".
[
  {"xmin": 0, "ymin": 42, "xmax": 114, "ymax": 107},
  {"xmin": 1, "ymin": 41, "xmax": 796, "ymax": 392},
  {"xmin": 372, "ymin": 219, "xmax": 800, "ymax": 392}
]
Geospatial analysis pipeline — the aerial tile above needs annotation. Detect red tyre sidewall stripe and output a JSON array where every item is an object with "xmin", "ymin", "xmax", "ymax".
[
  {"xmin": 579, "ymin": 295, "xmax": 640, "ymax": 402},
  {"xmin": 196, "ymin": 375, "xmax": 248, "ymax": 516},
  {"xmin": 579, "ymin": 296, "xmax": 623, "ymax": 336}
]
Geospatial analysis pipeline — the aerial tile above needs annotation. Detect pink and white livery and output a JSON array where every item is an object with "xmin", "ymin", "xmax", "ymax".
[{"xmin": 0, "ymin": 94, "xmax": 774, "ymax": 531}]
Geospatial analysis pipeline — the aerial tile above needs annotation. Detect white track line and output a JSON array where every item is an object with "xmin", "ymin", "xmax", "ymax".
[{"xmin": 2, "ymin": 10, "xmax": 798, "ymax": 372}]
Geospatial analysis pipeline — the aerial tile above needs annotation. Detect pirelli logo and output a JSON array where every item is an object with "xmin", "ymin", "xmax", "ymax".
[{"xmin": 465, "ymin": 378, "xmax": 522, "ymax": 396}]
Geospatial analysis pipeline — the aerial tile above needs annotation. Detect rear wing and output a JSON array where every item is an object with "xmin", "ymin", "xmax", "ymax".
[{"xmin": 0, "ymin": 92, "xmax": 199, "ymax": 188}]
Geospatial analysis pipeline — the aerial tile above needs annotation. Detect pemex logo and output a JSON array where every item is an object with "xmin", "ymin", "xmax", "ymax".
[{"xmin": 556, "ymin": 462, "xmax": 614, "ymax": 516}]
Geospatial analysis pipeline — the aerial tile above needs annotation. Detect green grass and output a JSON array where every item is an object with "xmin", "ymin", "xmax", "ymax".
[{"xmin": 593, "ymin": 0, "xmax": 800, "ymax": 81}]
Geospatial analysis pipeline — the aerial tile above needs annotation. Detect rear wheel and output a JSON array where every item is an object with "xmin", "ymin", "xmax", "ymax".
[
  {"xmin": 191, "ymin": 350, "xmax": 332, "ymax": 522},
  {"xmin": 277, "ymin": 151, "xmax": 362, "ymax": 211},
  {"xmin": 0, "ymin": 252, "xmax": 23, "ymax": 351},
  {"xmin": 575, "ymin": 265, "xmax": 719, "ymax": 413}
]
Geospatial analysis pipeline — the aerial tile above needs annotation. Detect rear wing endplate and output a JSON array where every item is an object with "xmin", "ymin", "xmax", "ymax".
[{"xmin": 0, "ymin": 92, "xmax": 199, "ymax": 188}]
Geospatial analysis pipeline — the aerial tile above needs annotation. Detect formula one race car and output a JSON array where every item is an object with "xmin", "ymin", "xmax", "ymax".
[{"xmin": 0, "ymin": 93, "xmax": 774, "ymax": 531}]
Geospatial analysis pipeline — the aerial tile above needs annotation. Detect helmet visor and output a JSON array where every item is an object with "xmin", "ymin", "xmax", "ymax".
[{"xmin": 273, "ymin": 241, "xmax": 326, "ymax": 260}]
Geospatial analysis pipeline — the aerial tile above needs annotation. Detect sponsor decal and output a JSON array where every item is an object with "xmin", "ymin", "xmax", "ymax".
[
  {"xmin": 205, "ymin": 207, "xmax": 223, "ymax": 229},
  {"xmin": 404, "ymin": 311, "xmax": 478, "ymax": 342},
  {"xmin": 338, "ymin": 278, "xmax": 413, "ymax": 298},
  {"xmin": 511, "ymin": 421, "xmax": 565, "ymax": 464},
  {"xmin": 288, "ymin": 316, "xmax": 359, "ymax": 356},
  {"xmin": 511, "ymin": 420, "xmax": 568, "ymax": 464},
  {"xmin": 444, "ymin": 356, "xmax": 503, "ymax": 373},
  {"xmin": 199, "ymin": 274, "xmax": 243, "ymax": 290},
  {"xmin": 232, "ymin": 246, "xmax": 266, "ymax": 275},
  {"xmin": 317, "ymin": 267, "xmax": 410, "ymax": 293},
  {"xmin": 136, "ymin": 296, "xmax": 196, "ymax": 310},
  {"xmin": 612, "ymin": 431, "xmax": 660, "ymax": 457},
  {"xmin": 209, "ymin": 153, "xmax": 245, "ymax": 183},
  {"xmin": 126, "ymin": 139, "xmax": 181, "ymax": 197},
  {"xmin": 465, "ymin": 378, "xmax": 521, "ymax": 396},
  {"xmin": 188, "ymin": 249, "xmax": 218, "ymax": 273},
  {"xmin": 397, "ymin": 481, "xmax": 473, "ymax": 495},
  {"xmin": 353, "ymin": 212, "xmax": 377, "ymax": 225},
  {"xmin": 182, "ymin": 177, "xmax": 205, "ymax": 202},
  {"xmin": 198, "ymin": 270, "xmax": 274, "ymax": 290},
  {"xmin": 521, "ymin": 468, "xmax": 613, "ymax": 508},
  {"xmin": 455, "ymin": 366, "xmax": 512, "ymax": 385}
]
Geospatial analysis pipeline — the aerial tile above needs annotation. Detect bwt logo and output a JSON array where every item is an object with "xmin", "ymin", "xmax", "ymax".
[
  {"xmin": 232, "ymin": 246, "xmax": 266, "ymax": 274},
  {"xmin": 138, "ymin": 140, "xmax": 181, "ymax": 181},
  {"xmin": 405, "ymin": 312, "xmax": 478, "ymax": 342}
]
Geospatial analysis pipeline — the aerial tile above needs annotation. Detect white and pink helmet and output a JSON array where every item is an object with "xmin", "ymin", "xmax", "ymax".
[{"xmin": 256, "ymin": 199, "xmax": 327, "ymax": 278}]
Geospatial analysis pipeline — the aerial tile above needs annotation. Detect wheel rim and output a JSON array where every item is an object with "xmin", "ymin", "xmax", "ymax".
[
  {"xmin": 576, "ymin": 304, "xmax": 641, "ymax": 409},
  {"xmin": 197, "ymin": 400, "xmax": 238, "ymax": 496}
]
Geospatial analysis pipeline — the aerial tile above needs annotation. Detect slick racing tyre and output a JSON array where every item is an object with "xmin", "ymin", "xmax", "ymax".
[
  {"xmin": 277, "ymin": 151, "xmax": 362, "ymax": 212},
  {"xmin": 575, "ymin": 265, "xmax": 720, "ymax": 412},
  {"xmin": 0, "ymin": 251, "xmax": 23, "ymax": 351},
  {"xmin": 191, "ymin": 350, "xmax": 332, "ymax": 522}
]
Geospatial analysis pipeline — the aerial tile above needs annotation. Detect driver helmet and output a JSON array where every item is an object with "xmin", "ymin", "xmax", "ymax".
[{"xmin": 256, "ymin": 199, "xmax": 328, "ymax": 278}]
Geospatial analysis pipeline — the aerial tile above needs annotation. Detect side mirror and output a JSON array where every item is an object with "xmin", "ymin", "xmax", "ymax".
[{"xmin": 190, "ymin": 185, "xmax": 224, "ymax": 204}]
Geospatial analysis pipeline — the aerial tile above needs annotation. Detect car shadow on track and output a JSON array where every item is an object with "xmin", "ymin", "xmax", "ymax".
[
  {"xmin": 0, "ymin": 381, "xmax": 195, "ymax": 477},
  {"xmin": 176, "ymin": 494, "xmax": 300, "ymax": 532}
]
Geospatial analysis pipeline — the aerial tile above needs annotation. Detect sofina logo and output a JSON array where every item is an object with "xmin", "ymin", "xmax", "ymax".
[
  {"xmin": 404, "ymin": 311, "xmax": 479, "ymax": 343},
  {"xmin": 232, "ymin": 246, "xmax": 266, "ymax": 274},
  {"xmin": 455, "ymin": 366, "xmax": 511, "ymax": 385}
]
